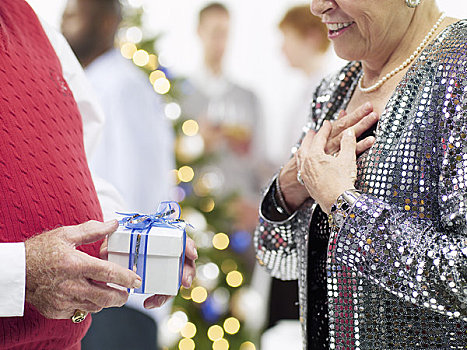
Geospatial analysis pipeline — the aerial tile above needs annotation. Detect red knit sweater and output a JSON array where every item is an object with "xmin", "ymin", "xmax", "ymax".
[{"xmin": 0, "ymin": 1, "xmax": 103, "ymax": 349}]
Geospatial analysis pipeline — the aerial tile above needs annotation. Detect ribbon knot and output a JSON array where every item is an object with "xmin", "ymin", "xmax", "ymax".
[{"xmin": 117, "ymin": 201, "xmax": 188, "ymax": 294}]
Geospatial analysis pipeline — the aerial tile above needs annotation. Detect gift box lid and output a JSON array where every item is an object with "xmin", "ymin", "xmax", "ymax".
[{"xmin": 108, "ymin": 225, "xmax": 184, "ymax": 257}]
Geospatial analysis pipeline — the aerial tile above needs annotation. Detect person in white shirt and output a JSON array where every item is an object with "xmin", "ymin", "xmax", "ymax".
[
  {"xmin": 0, "ymin": 2, "xmax": 196, "ymax": 339},
  {"xmin": 61, "ymin": 0, "xmax": 176, "ymax": 348},
  {"xmin": 182, "ymin": 2, "xmax": 266, "ymax": 233},
  {"xmin": 278, "ymin": 4, "xmax": 335, "ymax": 162}
]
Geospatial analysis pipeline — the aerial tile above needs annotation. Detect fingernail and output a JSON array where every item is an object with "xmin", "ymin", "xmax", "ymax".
[
  {"xmin": 104, "ymin": 219, "xmax": 118, "ymax": 226},
  {"xmin": 187, "ymin": 276, "xmax": 193, "ymax": 286},
  {"xmin": 193, "ymin": 249, "xmax": 198, "ymax": 260},
  {"xmin": 365, "ymin": 102, "xmax": 372, "ymax": 110},
  {"xmin": 346, "ymin": 128, "xmax": 354, "ymax": 136},
  {"xmin": 133, "ymin": 277, "xmax": 142, "ymax": 289}
]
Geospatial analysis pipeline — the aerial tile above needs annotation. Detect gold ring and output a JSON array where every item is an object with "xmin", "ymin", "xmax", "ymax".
[{"xmin": 71, "ymin": 309, "xmax": 88, "ymax": 323}]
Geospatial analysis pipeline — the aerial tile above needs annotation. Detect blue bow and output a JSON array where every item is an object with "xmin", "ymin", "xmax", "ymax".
[{"xmin": 117, "ymin": 201, "xmax": 188, "ymax": 294}]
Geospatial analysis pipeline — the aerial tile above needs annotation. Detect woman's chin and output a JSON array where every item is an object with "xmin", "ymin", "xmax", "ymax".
[{"xmin": 332, "ymin": 44, "xmax": 362, "ymax": 62}]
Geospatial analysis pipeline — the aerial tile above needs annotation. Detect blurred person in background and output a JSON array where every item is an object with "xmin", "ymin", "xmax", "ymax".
[
  {"xmin": 261, "ymin": 6, "xmax": 332, "ymax": 349},
  {"xmin": 181, "ymin": 2, "xmax": 266, "ymax": 238},
  {"xmin": 62, "ymin": 0, "xmax": 175, "ymax": 348},
  {"xmin": 278, "ymin": 4, "xmax": 334, "ymax": 163}
]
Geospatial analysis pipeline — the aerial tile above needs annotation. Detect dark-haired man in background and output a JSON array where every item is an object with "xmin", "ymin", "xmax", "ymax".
[{"xmin": 62, "ymin": 0, "xmax": 175, "ymax": 348}]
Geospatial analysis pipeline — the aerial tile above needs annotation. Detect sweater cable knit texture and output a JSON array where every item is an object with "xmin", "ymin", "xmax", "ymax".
[{"xmin": 0, "ymin": 1, "xmax": 103, "ymax": 349}]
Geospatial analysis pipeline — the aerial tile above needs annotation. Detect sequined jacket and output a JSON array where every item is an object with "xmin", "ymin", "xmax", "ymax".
[{"xmin": 255, "ymin": 21, "xmax": 467, "ymax": 349}]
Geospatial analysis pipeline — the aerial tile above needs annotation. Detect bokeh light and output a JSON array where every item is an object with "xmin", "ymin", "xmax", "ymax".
[
  {"xmin": 181, "ymin": 322, "xmax": 197, "ymax": 339},
  {"xmin": 165, "ymin": 102, "xmax": 182, "ymax": 120},
  {"xmin": 120, "ymin": 42, "xmax": 137, "ymax": 59},
  {"xmin": 182, "ymin": 119, "xmax": 200, "ymax": 136},
  {"xmin": 132, "ymin": 49, "xmax": 149, "ymax": 66},
  {"xmin": 167, "ymin": 311, "xmax": 188, "ymax": 333},
  {"xmin": 154, "ymin": 77, "xmax": 171, "ymax": 94},
  {"xmin": 200, "ymin": 198, "xmax": 215, "ymax": 213},
  {"xmin": 191, "ymin": 286, "xmax": 208, "ymax": 303},
  {"xmin": 178, "ymin": 166, "xmax": 194, "ymax": 182},
  {"xmin": 212, "ymin": 233, "xmax": 229, "ymax": 250},
  {"xmin": 212, "ymin": 338, "xmax": 229, "ymax": 350},
  {"xmin": 221, "ymin": 259, "xmax": 238, "ymax": 274},
  {"xmin": 147, "ymin": 54, "xmax": 158, "ymax": 70},
  {"xmin": 239, "ymin": 342, "xmax": 256, "ymax": 350},
  {"xmin": 150, "ymin": 70, "xmax": 166, "ymax": 85},
  {"xmin": 223, "ymin": 317, "xmax": 240, "ymax": 335},
  {"xmin": 180, "ymin": 287, "xmax": 192, "ymax": 300},
  {"xmin": 126, "ymin": 26, "xmax": 143, "ymax": 43},
  {"xmin": 207, "ymin": 325, "xmax": 224, "ymax": 341},
  {"xmin": 226, "ymin": 271, "xmax": 243, "ymax": 288},
  {"xmin": 178, "ymin": 338, "xmax": 195, "ymax": 350}
]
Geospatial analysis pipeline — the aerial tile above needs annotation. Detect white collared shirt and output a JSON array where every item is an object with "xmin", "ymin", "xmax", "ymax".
[{"xmin": 0, "ymin": 20, "xmax": 122, "ymax": 317}]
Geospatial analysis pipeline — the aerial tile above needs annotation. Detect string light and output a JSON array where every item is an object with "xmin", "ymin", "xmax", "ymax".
[
  {"xmin": 146, "ymin": 54, "xmax": 158, "ymax": 70},
  {"xmin": 182, "ymin": 120, "xmax": 199, "ymax": 136},
  {"xmin": 239, "ymin": 342, "xmax": 256, "ymax": 350},
  {"xmin": 191, "ymin": 286, "xmax": 208, "ymax": 303},
  {"xmin": 223, "ymin": 317, "xmax": 240, "ymax": 335},
  {"xmin": 207, "ymin": 325, "xmax": 224, "ymax": 341},
  {"xmin": 180, "ymin": 286, "xmax": 192, "ymax": 300},
  {"xmin": 132, "ymin": 49, "xmax": 150, "ymax": 66},
  {"xmin": 226, "ymin": 271, "xmax": 243, "ymax": 288},
  {"xmin": 120, "ymin": 42, "xmax": 137, "ymax": 59},
  {"xmin": 149, "ymin": 70, "xmax": 166, "ymax": 84},
  {"xmin": 126, "ymin": 26, "xmax": 143, "ymax": 43},
  {"xmin": 154, "ymin": 77, "xmax": 171, "ymax": 94},
  {"xmin": 178, "ymin": 338, "xmax": 195, "ymax": 350},
  {"xmin": 178, "ymin": 166, "xmax": 194, "ymax": 182},
  {"xmin": 212, "ymin": 339, "xmax": 229, "ymax": 350},
  {"xmin": 212, "ymin": 233, "xmax": 229, "ymax": 250},
  {"xmin": 200, "ymin": 198, "xmax": 215, "ymax": 213},
  {"xmin": 181, "ymin": 322, "xmax": 197, "ymax": 338},
  {"xmin": 221, "ymin": 259, "xmax": 238, "ymax": 274},
  {"xmin": 165, "ymin": 102, "xmax": 181, "ymax": 120}
]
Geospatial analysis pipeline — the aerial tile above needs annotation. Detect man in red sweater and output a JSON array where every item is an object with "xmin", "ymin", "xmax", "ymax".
[{"xmin": 0, "ymin": 1, "xmax": 197, "ymax": 349}]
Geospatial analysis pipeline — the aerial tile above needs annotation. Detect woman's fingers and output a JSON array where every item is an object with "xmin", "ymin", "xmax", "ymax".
[
  {"xmin": 312, "ymin": 120, "xmax": 332, "ymax": 152},
  {"xmin": 331, "ymin": 102, "xmax": 373, "ymax": 137},
  {"xmin": 352, "ymin": 112, "xmax": 379, "ymax": 138},
  {"xmin": 356, "ymin": 136, "xmax": 376, "ymax": 155},
  {"xmin": 338, "ymin": 128, "xmax": 357, "ymax": 161}
]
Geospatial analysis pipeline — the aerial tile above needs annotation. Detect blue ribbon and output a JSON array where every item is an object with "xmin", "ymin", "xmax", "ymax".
[{"xmin": 117, "ymin": 201, "xmax": 188, "ymax": 294}]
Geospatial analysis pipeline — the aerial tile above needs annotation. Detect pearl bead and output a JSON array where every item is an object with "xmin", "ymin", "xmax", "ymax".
[{"xmin": 359, "ymin": 13, "xmax": 446, "ymax": 93}]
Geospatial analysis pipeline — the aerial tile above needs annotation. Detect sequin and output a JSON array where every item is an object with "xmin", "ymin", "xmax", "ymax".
[{"xmin": 255, "ymin": 21, "xmax": 467, "ymax": 349}]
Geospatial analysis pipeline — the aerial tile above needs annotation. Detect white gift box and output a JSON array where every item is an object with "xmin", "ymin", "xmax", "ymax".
[{"xmin": 108, "ymin": 221, "xmax": 185, "ymax": 296}]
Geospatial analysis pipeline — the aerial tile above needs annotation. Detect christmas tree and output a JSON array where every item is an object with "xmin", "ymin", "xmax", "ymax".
[{"xmin": 117, "ymin": 3, "xmax": 263, "ymax": 349}]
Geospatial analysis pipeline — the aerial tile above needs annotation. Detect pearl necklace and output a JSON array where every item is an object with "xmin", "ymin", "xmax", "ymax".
[{"xmin": 358, "ymin": 12, "xmax": 446, "ymax": 93}]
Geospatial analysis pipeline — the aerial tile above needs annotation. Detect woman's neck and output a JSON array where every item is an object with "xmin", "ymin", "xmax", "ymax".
[{"xmin": 362, "ymin": 4, "xmax": 443, "ymax": 86}]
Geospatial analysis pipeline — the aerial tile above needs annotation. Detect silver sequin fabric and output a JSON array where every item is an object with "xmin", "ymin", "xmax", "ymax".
[{"xmin": 255, "ymin": 20, "xmax": 467, "ymax": 349}]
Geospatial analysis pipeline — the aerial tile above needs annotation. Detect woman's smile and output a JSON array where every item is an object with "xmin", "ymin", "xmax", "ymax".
[{"xmin": 325, "ymin": 21, "xmax": 355, "ymax": 38}]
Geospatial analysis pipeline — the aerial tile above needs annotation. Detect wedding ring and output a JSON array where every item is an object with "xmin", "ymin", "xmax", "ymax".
[{"xmin": 71, "ymin": 309, "xmax": 88, "ymax": 323}]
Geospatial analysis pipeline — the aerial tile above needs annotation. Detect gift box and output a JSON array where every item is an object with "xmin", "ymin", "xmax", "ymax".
[{"xmin": 108, "ymin": 201, "xmax": 187, "ymax": 296}]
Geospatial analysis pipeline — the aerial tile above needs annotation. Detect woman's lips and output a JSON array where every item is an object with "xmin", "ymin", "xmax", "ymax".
[{"xmin": 327, "ymin": 21, "xmax": 355, "ymax": 39}]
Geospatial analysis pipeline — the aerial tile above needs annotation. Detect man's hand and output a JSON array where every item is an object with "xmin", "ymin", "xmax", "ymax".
[
  {"xmin": 25, "ymin": 220, "xmax": 142, "ymax": 319},
  {"xmin": 142, "ymin": 237, "xmax": 198, "ymax": 309}
]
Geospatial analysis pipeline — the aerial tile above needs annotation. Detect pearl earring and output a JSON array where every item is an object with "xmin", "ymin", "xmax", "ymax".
[{"xmin": 406, "ymin": 0, "xmax": 421, "ymax": 8}]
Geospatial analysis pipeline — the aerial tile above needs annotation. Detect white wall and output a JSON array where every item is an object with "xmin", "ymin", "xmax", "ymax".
[{"xmin": 26, "ymin": 0, "xmax": 467, "ymax": 163}]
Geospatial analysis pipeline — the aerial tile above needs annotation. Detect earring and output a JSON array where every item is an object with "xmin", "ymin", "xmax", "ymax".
[{"xmin": 406, "ymin": 0, "xmax": 421, "ymax": 8}]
